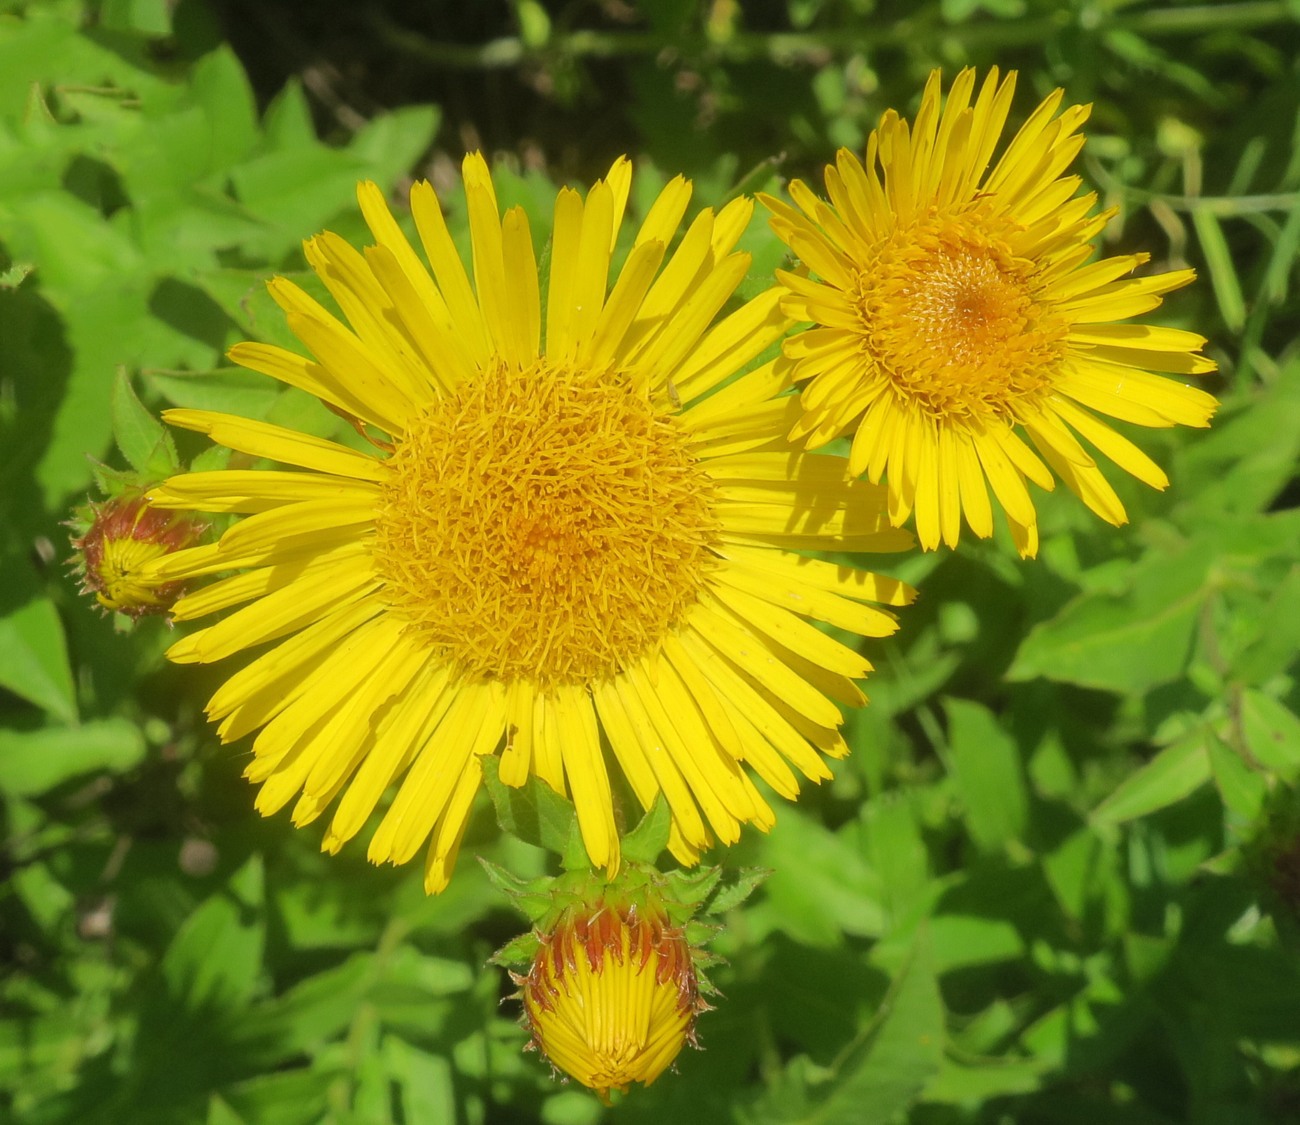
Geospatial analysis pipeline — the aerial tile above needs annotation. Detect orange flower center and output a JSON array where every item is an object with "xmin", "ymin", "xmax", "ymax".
[
  {"xmin": 856, "ymin": 208, "xmax": 1068, "ymax": 421},
  {"xmin": 372, "ymin": 359, "xmax": 720, "ymax": 686}
]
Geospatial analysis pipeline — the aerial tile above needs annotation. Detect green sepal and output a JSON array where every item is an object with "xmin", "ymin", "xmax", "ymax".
[
  {"xmin": 684, "ymin": 919, "xmax": 722, "ymax": 949},
  {"xmin": 478, "ymin": 856, "xmax": 546, "ymax": 898},
  {"xmin": 84, "ymin": 458, "xmax": 147, "ymax": 504},
  {"xmin": 0, "ymin": 261, "xmax": 33, "ymax": 288},
  {"xmin": 705, "ymin": 865, "xmax": 769, "ymax": 914},
  {"xmin": 663, "ymin": 865, "xmax": 723, "ymax": 914},
  {"xmin": 488, "ymin": 930, "xmax": 542, "ymax": 970},
  {"xmin": 559, "ymin": 817, "xmax": 591, "ymax": 871},
  {"xmin": 621, "ymin": 795, "xmax": 672, "ymax": 865},
  {"xmin": 190, "ymin": 445, "xmax": 233, "ymax": 472}
]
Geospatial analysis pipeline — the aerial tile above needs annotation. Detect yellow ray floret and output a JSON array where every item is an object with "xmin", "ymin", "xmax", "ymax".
[
  {"xmin": 762, "ymin": 67, "xmax": 1218, "ymax": 557},
  {"xmin": 146, "ymin": 154, "xmax": 915, "ymax": 893}
]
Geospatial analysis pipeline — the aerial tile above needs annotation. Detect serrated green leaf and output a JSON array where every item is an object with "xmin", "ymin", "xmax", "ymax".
[
  {"xmin": 490, "ymin": 931, "xmax": 541, "ymax": 969},
  {"xmin": 0, "ymin": 596, "xmax": 77, "ymax": 722},
  {"xmin": 1091, "ymin": 734, "xmax": 1212, "ymax": 826},
  {"xmin": 663, "ymin": 865, "xmax": 723, "ymax": 917},
  {"xmin": 703, "ymin": 866, "xmax": 767, "ymax": 915}
]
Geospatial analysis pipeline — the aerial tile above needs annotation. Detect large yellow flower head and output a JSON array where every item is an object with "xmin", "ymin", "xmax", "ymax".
[
  {"xmin": 763, "ymin": 67, "xmax": 1219, "ymax": 558},
  {"xmin": 145, "ymin": 155, "xmax": 914, "ymax": 893}
]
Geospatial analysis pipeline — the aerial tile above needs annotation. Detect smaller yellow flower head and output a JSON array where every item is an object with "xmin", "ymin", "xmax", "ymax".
[
  {"xmin": 71, "ymin": 492, "xmax": 205, "ymax": 617},
  {"xmin": 764, "ymin": 66, "xmax": 1218, "ymax": 557},
  {"xmin": 521, "ymin": 899, "xmax": 703, "ymax": 1100}
]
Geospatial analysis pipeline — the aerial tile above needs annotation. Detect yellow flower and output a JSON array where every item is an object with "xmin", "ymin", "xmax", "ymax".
[
  {"xmin": 70, "ymin": 491, "xmax": 206, "ymax": 617},
  {"xmin": 521, "ymin": 899, "xmax": 702, "ymax": 1099},
  {"xmin": 144, "ymin": 155, "xmax": 914, "ymax": 892},
  {"xmin": 763, "ymin": 68, "xmax": 1218, "ymax": 557}
]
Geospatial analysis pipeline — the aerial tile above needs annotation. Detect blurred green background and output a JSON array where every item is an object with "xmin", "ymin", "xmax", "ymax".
[{"xmin": 3, "ymin": 0, "xmax": 1300, "ymax": 1122}]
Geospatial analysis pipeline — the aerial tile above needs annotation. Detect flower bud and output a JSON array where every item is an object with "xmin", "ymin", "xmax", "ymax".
[
  {"xmin": 70, "ymin": 491, "xmax": 205, "ymax": 617},
  {"xmin": 520, "ymin": 898, "xmax": 703, "ymax": 1100}
]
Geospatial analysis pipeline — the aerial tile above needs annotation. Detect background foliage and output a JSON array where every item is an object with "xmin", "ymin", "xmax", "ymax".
[{"xmin": 3, "ymin": 0, "xmax": 1300, "ymax": 1122}]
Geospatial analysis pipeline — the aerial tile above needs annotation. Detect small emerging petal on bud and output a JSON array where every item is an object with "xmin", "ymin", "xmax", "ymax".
[
  {"xmin": 70, "ymin": 491, "xmax": 205, "ymax": 617},
  {"xmin": 522, "ymin": 900, "xmax": 703, "ymax": 1101}
]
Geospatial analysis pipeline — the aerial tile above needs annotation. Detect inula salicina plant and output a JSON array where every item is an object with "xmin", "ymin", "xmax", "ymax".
[{"xmin": 6, "ymin": 2, "xmax": 1300, "ymax": 1121}]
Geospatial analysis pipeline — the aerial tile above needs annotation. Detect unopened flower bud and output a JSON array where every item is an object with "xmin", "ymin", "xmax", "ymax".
[
  {"xmin": 70, "ymin": 491, "xmax": 205, "ymax": 617},
  {"xmin": 520, "ymin": 898, "xmax": 704, "ymax": 1100}
]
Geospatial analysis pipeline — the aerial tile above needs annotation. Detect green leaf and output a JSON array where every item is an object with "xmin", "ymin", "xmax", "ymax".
[
  {"xmin": 1009, "ymin": 543, "xmax": 1211, "ymax": 695},
  {"xmin": 481, "ymin": 754, "xmax": 577, "ymax": 855},
  {"xmin": 815, "ymin": 933, "xmax": 943, "ymax": 1122},
  {"xmin": 749, "ymin": 930, "xmax": 944, "ymax": 1124},
  {"xmin": 148, "ymin": 366, "xmax": 284, "ymax": 419},
  {"xmin": 759, "ymin": 811, "xmax": 886, "ymax": 945},
  {"xmin": 112, "ymin": 367, "xmax": 176, "ymax": 476},
  {"xmin": 1091, "ymin": 734, "xmax": 1212, "ymax": 826},
  {"xmin": 99, "ymin": 0, "xmax": 173, "ymax": 35},
  {"xmin": 945, "ymin": 698, "xmax": 1028, "ymax": 849},
  {"xmin": 10, "ymin": 861, "xmax": 76, "ymax": 930},
  {"xmin": 346, "ymin": 106, "xmax": 441, "ymax": 187},
  {"xmin": 1240, "ymin": 689, "xmax": 1300, "ymax": 777},
  {"xmin": 187, "ymin": 47, "xmax": 259, "ymax": 172},
  {"xmin": 1191, "ymin": 209, "xmax": 1246, "ymax": 333},
  {"xmin": 1207, "ymin": 731, "xmax": 1267, "ymax": 822},
  {"xmin": 0, "ymin": 596, "xmax": 77, "ymax": 722},
  {"xmin": 0, "ymin": 718, "xmax": 146, "ymax": 796},
  {"xmin": 860, "ymin": 794, "xmax": 930, "ymax": 924},
  {"xmin": 924, "ymin": 1053, "xmax": 1046, "ymax": 1105},
  {"xmin": 930, "ymin": 915, "xmax": 1024, "ymax": 970},
  {"xmin": 1175, "ymin": 365, "xmax": 1300, "ymax": 518},
  {"xmin": 1234, "ymin": 564, "xmax": 1300, "ymax": 684},
  {"xmin": 162, "ymin": 856, "xmax": 265, "ymax": 1013},
  {"xmin": 231, "ymin": 954, "xmax": 373, "ymax": 1065},
  {"xmin": 385, "ymin": 1037, "xmax": 456, "ymax": 1125},
  {"xmin": 220, "ymin": 1069, "xmax": 330, "ymax": 1125},
  {"xmin": 260, "ymin": 80, "xmax": 317, "ymax": 152}
]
